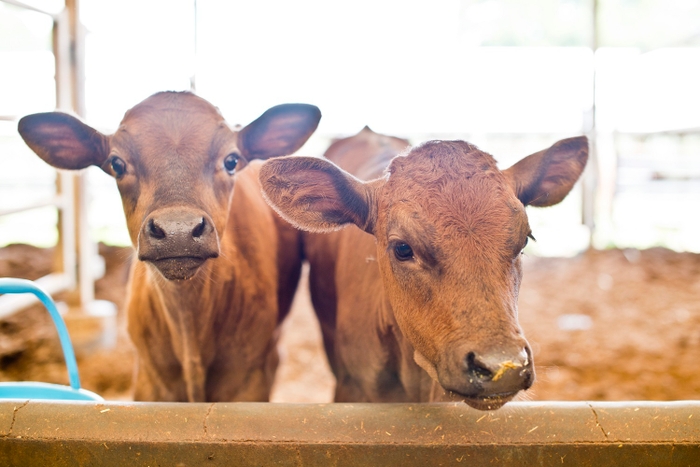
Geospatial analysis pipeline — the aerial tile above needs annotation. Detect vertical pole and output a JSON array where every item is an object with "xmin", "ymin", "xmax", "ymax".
[
  {"xmin": 581, "ymin": 0, "xmax": 599, "ymax": 243},
  {"xmin": 66, "ymin": 0, "xmax": 96, "ymax": 307},
  {"xmin": 57, "ymin": 0, "xmax": 116, "ymax": 351},
  {"xmin": 589, "ymin": 0, "xmax": 620, "ymax": 250},
  {"xmin": 190, "ymin": 0, "xmax": 198, "ymax": 92},
  {"xmin": 53, "ymin": 8, "xmax": 78, "ymax": 293}
]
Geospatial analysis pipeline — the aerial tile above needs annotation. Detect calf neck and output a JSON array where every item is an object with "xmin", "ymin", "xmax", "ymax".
[
  {"xmin": 260, "ymin": 127, "xmax": 588, "ymax": 409},
  {"xmin": 18, "ymin": 91, "xmax": 321, "ymax": 401}
]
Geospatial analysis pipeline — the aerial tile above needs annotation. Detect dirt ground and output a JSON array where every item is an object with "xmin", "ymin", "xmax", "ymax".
[{"xmin": 1, "ymin": 243, "xmax": 699, "ymax": 403}]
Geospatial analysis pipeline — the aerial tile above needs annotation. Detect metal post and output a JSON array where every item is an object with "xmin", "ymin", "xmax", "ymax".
[
  {"xmin": 53, "ymin": 7, "xmax": 77, "ymax": 294},
  {"xmin": 53, "ymin": 0, "xmax": 117, "ymax": 350},
  {"xmin": 581, "ymin": 0, "xmax": 598, "ymax": 244}
]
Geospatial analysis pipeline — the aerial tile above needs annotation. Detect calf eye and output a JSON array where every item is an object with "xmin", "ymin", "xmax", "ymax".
[
  {"xmin": 110, "ymin": 156, "xmax": 126, "ymax": 179},
  {"xmin": 521, "ymin": 232, "xmax": 536, "ymax": 255},
  {"xmin": 224, "ymin": 153, "xmax": 239, "ymax": 174},
  {"xmin": 394, "ymin": 242, "xmax": 414, "ymax": 261}
]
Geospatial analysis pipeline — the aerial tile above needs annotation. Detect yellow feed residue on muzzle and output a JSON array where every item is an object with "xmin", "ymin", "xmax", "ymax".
[{"xmin": 491, "ymin": 361, "xmax": 523, "ymax": 382}]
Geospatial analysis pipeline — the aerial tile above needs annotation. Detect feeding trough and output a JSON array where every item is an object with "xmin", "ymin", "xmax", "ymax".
[{"xmin": 0, "ymin": 278, "xmax": 102, "ymax": 401}]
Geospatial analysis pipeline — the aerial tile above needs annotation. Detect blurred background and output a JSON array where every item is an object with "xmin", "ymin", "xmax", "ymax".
[{"xmin": 2, "ymin": 0, "xmax": 700, "ymax": 256}]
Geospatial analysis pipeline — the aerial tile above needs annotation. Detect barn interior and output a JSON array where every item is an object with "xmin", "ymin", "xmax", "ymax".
[{"xmin": 1, "ymin": 0, "xmax": 699, "ymax": 463}]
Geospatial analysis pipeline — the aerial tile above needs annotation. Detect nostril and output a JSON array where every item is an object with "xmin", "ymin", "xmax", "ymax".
[
  {"xmin": 192, "ymin": 217, "xmax": 206, "ymax": 238},
  {"xmin": 524, "ymin": 346, "xmax": 532, "ymax": 366},
  {"xmin": 148, "ymin": 219, "xmax": 166, "ymax": 239},
  {"xmin": 522, "ymin": 367, "xmax": 534, "ymax": 388},
  {"xmin": 521, "ymin": 348, "xmax": 535, "ymax": 388},
  {"xmin": 466, "ymin": 351, "xmax": 493, "ymax": 380}
]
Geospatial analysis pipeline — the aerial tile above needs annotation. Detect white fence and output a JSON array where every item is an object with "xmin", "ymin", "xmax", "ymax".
[{"xmin": 0, "ymin": 0, "xmax": 98, "ymax": 321}]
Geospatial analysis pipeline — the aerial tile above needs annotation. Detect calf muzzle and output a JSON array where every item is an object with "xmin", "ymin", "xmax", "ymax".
[
  {"xmin": 137, "ymin": 208, "xmax": 220, "ymax": 280},
  {"xmin": 440, "ymin": 345, "xmax": 535, "ymax": 410}
]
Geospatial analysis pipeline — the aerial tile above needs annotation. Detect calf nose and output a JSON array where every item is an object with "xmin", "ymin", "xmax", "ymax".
[
  {"xmin": 138, "ymin": 209, "xmax": 220, "ymax": 263},
  {"xmin": 147, "ymin": 215, "xmax": 207, "ymax": 242},
  {"xmin": 465, "ymin": 347, "xmax": 534, "ymax": 394}
]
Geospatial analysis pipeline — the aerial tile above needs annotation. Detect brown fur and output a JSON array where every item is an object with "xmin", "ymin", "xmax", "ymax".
[
  {"xmin": 18, "ymin": 92, "xmax": 321, "ymax": 401},
  {"xmin": 260, "ymin": 127, "xmax": 588, "ymax": 409}
]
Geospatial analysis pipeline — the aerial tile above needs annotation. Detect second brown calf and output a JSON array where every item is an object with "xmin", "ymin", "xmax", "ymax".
[{"xmin": 260, "ymin": 127, "xmax": 588, "ymax": 410}]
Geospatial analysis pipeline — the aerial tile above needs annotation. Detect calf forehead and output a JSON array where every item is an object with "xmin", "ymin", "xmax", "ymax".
[
  {"xmin": 123, "ymin": 91, "xmax": 223, "ymax": 122},
  {"xmin": 114, "ymin": 93, "xmax": 230, "ymax": 164},
  {"xmin": 384, "ymin": 141, "xmax": 522, "ymax": 217},
  {"xmin": 384, "ymin": 141, "xmax": 524, "ymax": 229}
]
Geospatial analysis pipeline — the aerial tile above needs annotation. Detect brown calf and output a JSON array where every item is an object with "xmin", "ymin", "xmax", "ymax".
[
  {"xmin": 18, "ymin": 91, "xmax": 321, "ymax": 401},
  {"xmin": 260, "ymin": 127, "xmax": 588, "ymax": 410}
]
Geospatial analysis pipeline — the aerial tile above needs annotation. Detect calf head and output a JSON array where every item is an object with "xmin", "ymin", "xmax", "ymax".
[
  {"xmin": 18, "ymin": 92, "xmax": 320, "ymax": 280},
  {"xmin": 260, "ymin": 136, "xmax": 588, "ymax": 409}
]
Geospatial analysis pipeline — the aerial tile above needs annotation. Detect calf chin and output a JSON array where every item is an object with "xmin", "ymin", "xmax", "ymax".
[
  {"xmin": 149, "ymin": 255, "xmax": 218, "ymax": 281},
  {"xmin": 434, "ymin": 386, "xmax": 519, "ymax": 411}
]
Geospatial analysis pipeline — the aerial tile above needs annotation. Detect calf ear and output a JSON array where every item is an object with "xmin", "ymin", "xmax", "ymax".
[
  {"xmin": 18, "ymin": 112, "xmax": 110, "ymax": 170},
  {"xmin": 503, "ymin": 136, "xmax": 588, "ymax": 207},
  {"xmin": 239, "ymin": 104, "xmax": 321, "ymax": 160},
  {"xmin": 259, "ymin": 156, "xmax": 377, "ymax": 234}
]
